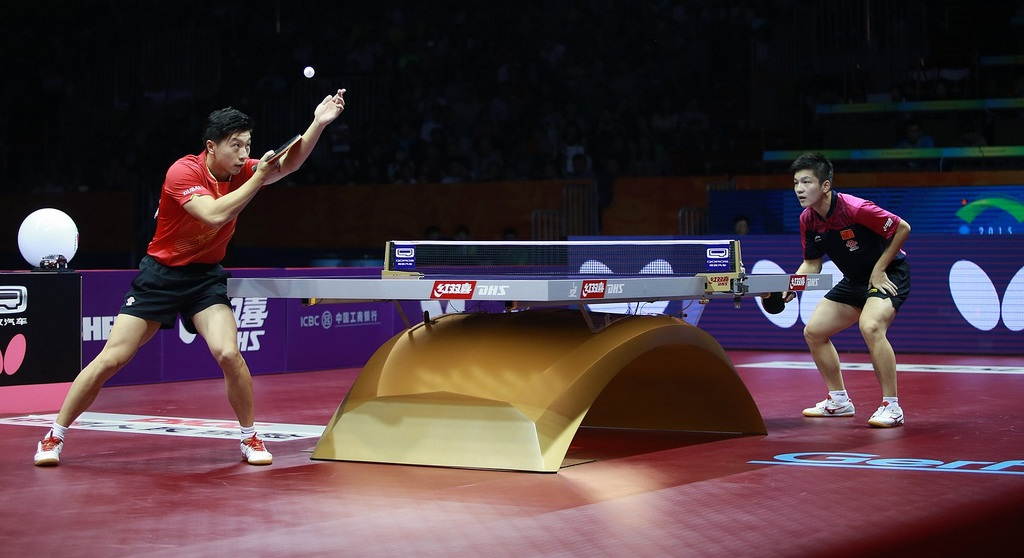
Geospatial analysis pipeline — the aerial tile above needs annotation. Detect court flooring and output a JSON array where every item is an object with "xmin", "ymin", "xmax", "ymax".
[{"xmin": 1, "ymin": 350, "xmax": 1022, "ymax": 557}]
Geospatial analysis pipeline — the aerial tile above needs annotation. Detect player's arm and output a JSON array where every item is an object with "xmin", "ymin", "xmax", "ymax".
[
  {"xmin": 183, "ymin": 155, "xmax": 275, "ymax": 227},
  {"xmin": 869, "ymin": 219, "xmax": 911, "ymax": 295},
  {"xmin": 783, "ymin": 258, "xmax": 823, "ymax": 302},
  {"xmin": 264, "ymin": 89, "xmax": 347, "ymax": 186}
]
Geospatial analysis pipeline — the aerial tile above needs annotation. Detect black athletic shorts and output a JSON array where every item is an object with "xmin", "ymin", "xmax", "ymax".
[
  {"xmin": 824, "ymin": 258, "xmax": 911, "ymax": 312},
  {"xmin": 118, "ymin": 255, "xmax": 231, "ymax": 334}
]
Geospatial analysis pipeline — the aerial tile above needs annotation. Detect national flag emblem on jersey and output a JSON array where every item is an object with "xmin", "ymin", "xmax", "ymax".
[{"xmin": 840, "ymin": 228, "xmax": 855, "ymax": 240}]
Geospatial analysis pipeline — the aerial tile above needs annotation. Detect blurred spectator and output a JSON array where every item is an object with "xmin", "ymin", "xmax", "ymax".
[
  {"xmin": 733, "ymin": 215, "xmax": 751, "ymax": 235},
  {"xmin": 7, "ymin": 1, "xmax": 1015, "ymax": 195},
  {"xmin": 424, "ymin": 225, "xmax": 443, "ymax": 240},
  {"xmin": 567, "ymin": 152, "xmax": 593, "ymax": 179},
  {"xmin": 897, "ymin": 121, "xmax": 936, "ymax": 148}
]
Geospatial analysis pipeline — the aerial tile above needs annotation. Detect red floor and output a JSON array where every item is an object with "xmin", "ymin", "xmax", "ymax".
[{"xmin": 2, "ymin": 350, "xmax": 1023, "ymax": 557}]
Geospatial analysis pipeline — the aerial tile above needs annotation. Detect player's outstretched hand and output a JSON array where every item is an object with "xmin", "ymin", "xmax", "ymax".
[
  {"xmin": 314, "ymin": 89, "xmax": 346, "ymax": 125},
  {"xmin": 782, "ymin": 291, "xmax": 797, "ymax": 303}
]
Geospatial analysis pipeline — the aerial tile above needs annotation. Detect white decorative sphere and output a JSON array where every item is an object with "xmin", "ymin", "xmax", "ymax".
[
  {"xmin": 303, "ymin": 66, "xmax": 315, "ymax": 78},
  {"xmin": 18, "ymin": 208, "xmax": 79, "ymax": 268}
]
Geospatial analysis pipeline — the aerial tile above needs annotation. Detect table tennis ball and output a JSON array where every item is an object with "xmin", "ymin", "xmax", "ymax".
[
  {"xmin": 18, "ymin": 208, "xmax": 78, "ymax": 268},
  {"xmin": 303, "ymin": 66, "xmax": 315, "ymax": 78}
]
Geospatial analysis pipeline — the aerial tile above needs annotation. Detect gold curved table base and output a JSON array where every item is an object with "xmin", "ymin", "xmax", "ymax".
[{"xmin": 312, "ymin": 309, "xmax": 766, "ymax": 472}]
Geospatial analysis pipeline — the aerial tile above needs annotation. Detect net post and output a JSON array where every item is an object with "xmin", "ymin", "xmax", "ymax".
[{"xmin": 381, "ymin": 241, "xmax": 422, "ymax": 278}]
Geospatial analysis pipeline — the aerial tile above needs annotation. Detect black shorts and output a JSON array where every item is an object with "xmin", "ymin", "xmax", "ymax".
[
  {"xmin": 119, "ymin": 255, "xmax": 231, "ymax": 334},
  {"xmin": 824, "ymin": 259, "xmax": 911, "ymax": 312}
]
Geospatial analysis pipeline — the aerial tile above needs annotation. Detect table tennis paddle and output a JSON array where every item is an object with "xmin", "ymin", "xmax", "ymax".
[
  {"xmin": 762, "ymin": 291, "xmax": 785, "ymax": 314},
  {"xmin": 265, "ymin": 134, "xmax": 302, "ymax": 164}
]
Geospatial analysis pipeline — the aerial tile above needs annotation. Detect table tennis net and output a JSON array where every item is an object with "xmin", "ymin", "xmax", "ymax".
[{"xmin": 384, "ymin": 240, "xmax": 740, "ymax": 277}]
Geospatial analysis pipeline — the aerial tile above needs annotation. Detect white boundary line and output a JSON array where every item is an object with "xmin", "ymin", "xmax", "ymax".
[
  {"xmin": 0, "ymin": 412, "xmax": 324, "ymax": 441},
  {"xmin": 737, "ymin": 361, "xmax": 1024, "ymax": 375}
]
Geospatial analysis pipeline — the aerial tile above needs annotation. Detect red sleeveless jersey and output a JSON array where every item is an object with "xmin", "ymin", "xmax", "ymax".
[{"xmin": 146, "ymin": 151, "xmax": 259, "ymax": 266}]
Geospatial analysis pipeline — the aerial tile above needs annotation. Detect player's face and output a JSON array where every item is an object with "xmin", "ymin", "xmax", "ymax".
[
  {"xmin": 793, "ymin": 169, "xmax": 828, "ymax": 208},
  {"xmin": 211, "ymin": 131, "xmax": 253, "ymax": 176}
]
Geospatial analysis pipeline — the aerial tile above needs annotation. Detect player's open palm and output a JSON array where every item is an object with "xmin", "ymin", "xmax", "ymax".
[
  {"xmin": 314, "ymin": 89, "xmax": 346, "ymax": 125},
  {"xmin": 869, "ymin": 270, "xmax": 897, "ymax": 296}
]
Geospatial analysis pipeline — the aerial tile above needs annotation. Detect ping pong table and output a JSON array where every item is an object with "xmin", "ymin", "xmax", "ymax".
[{"xmin": 229, "ymin": 240, "xmax": 831, "ymax": 472}]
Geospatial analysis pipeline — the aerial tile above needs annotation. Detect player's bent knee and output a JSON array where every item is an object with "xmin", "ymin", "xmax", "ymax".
[
  {"xmin": 803, "ymin": 325, "xmax": 827, "ymax": 344},
  {"xmin": 859, "ymin": 319, "xmax": 885, "ymax": 340},
  {"xmin": 210, "ymin": 345, "xmax": 244, "ymax": 368},
  {"xmin": 92, "ymin": 350, "xmax": 134, "ymax": 377}
]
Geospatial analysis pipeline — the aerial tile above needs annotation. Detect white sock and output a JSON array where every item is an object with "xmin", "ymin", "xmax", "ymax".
[
  {"xmin": 828, "ymin": 390, "xmax": 849, "ymax": 402},
  {"xmin": 240, "ymin": 425, "xmax": 256, "ymax": 441},
  {"xmin": 50, "ymin": 422, "xmax": 69, "ymax": 440},
  {"xmin": 883, "ymin": 396, "xmax": 899, "ymax": 407}
]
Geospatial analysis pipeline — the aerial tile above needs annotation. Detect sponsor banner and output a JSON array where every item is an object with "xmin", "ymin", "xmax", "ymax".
[
  {"xmin": 81, "ymin": 270, "xmax": 163, "ymax": 385},
  {"xmin": 0, "ymin": 272, "xmax": 81, "ymax": 387},
  {"xmin": 162, "ymin": 294, "xmax": 288, "ymax": 382},
  {"xmin": 0, "ymin": 412, "xmax": 323, "ymax": 441},
  {"xmin": 750, "ymin": 452, "xmax": 1024, "ymax": 476},
  {"xmin": 697, "ymin": 235, "xmax": 1024, "ymax": 354},
  {"xmin": 76, "ymin": 267, "xmax": 405, "ymax": 387},
  {"xmin": 710, "ymin": 184, "xmax": 1024, "ymax": 236},
  {"xmin": 288, "ymin": 300, "xmax": 395, "ymax": 373},
  {"xmin": 788, "ymin": 274, "xmax": 807, "ymax": 291}
]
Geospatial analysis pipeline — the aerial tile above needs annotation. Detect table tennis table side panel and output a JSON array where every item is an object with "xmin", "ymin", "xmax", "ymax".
[
  {"xmin": 743, "ymin": 273, "xmax": 832, "ymax": 294},
  {"xmin": 227, "ymin": 276, "xmax": 714, "ymax": 302}
]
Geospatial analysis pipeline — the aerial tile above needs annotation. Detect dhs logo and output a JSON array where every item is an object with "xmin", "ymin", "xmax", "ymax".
[
  {"xmin": 475, "ymin": 285, "xmax": 509, "ymax": 296},
  {"xmin": 789, "ymin": 275, "xmax": 807, "ymax": 291},
  {"xmin": 431, "ymin": 280, "xmax": 476, "ymax": 299},
  {"xmin": 581, "ymin": 280, "xmax": 607, "ymax": 299}
]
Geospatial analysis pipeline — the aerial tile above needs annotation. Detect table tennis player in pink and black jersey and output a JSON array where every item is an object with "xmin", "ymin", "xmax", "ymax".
[{"xmin": 784, "ymin": 152, "xmax": 911, "ymax": 429}]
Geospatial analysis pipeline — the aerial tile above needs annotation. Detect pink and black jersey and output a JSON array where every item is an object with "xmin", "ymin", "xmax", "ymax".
[{"xmin": 800, "ymin": 192, "xmax": 905, "ymax": 283}]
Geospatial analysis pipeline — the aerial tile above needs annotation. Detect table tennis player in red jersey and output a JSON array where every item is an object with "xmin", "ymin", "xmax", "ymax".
[
  {"xmin": 34, "ymin": 89, "xmax": 347, "ymax": 467},
  {"xmin": 783, "ymin": 152, "xmax": 912, "ymax": 428}
]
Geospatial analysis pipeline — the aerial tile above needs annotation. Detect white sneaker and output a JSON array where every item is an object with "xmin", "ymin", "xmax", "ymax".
[
  {"xmin": 34, "ymin": 435, "xmax": 63, "ymax": 466},
  {"xmin": 802, "ymin": 396, "xmax": 855, "ymax": 417},
  {"xmin": 868, "ymin": 401, "xmax": 905, "ymax": 428},
  {"xmin": 241, "ymin": 434, "xmax": 273, "ymax": 465}
]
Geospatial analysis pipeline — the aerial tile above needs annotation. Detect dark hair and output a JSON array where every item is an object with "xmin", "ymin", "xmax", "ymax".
[
  {"xmin": 789, "ymin": 152, "xmax": 833, "ymax": 185},
  {"xmin": 202, "ymin": 107, "xmax": 253, "ymax": 145}
]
